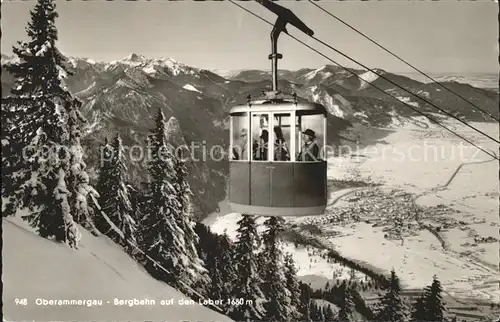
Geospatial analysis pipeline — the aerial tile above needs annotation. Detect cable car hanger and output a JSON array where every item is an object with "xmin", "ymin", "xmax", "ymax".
[{"xmin": 255, "ymin": 0, "xmax": 314, "ymax": 98}]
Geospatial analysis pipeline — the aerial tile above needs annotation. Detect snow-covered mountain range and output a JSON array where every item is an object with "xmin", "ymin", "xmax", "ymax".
[{"xmin": 2, "ymin": 53, "xmax": 498, "ymax": 220}]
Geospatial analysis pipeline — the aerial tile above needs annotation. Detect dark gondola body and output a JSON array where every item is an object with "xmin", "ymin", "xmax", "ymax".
[
  {"xmin": 228, "ymin": 95, "xmax": 328, "ymax": 216},
  {"xmin": 228, "ymin": 0, "xmax": 327, "ymax": 216}
]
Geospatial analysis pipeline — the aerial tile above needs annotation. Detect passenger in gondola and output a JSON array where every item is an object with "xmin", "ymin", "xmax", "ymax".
[
  {"xmin": 297, "ymin": 128, "xmax": 320, "ymax": 161},
  {"xmin": 253, "ymin": 129, "xmax": 269, "ymax": 160},
  {"xmin": 232, "ymin": 128, "xmax": 248, "ymax": 160},
  {"xmin": 273, "ymin": 126, "xmax": 290, "ymax": 161}
]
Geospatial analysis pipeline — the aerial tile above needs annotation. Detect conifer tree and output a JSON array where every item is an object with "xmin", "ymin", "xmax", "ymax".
[
  {"xmin": 284, "ymin": 253, "xmax": 302, "ymax": 320},
  {"xmin": 374, "ymin": 269, "xmax": 406, "ymax": 322},
  {"xmin": 206, "ymin": 254, "xmax": 224, "ymax": 300},
  {"xmin": 94, "ymin": 138, "xmax": 113, "ymax": 229},
  {"xmin": 2, "ymin": 0, "xmax": 94, "ymax": 247},
  {"xmin": 169, "ymin": 131, "xmax": 209, "ymax": 290},
  {"xmin": 299, "ymin": 283, "xmax": 312, "ymax": 321},
  {"xmin": 64, "ymin": 90, "xmax": 99, "ymax": 231},
  {"xmin": 337, "ymin": 285, "xmax": 355, "ymax": 322},
  {"xmin": 310, "ymin": 302, "xmax": 322, "ymax": 321},
  {"xmin": 204, "ymin": 232, "xmax": 236, "ymax": 311},
  {"xmin": 319, "ymin": 304, "xmax": 328, "ymax": 322},
  {"xmin": 1, "ymin": 99, "xmax": 22, "ymax": 217},
  {"xmin": 260, "ymin": 216, "xmax": 290, "ymax": 321},
  {"xmin": 410, "ymin": 276, "xmax": 446, "ymax": 322},
  {"xmin": 255, "ymin": 246, "xmax": 268, "ymax": 282},
  {"xmin": 230, "ymin": 214, "xmax": 266, "ymax": 321},
  {"xmin": 126, "ymin": 183, "xmax": 142, "ymax": 228},
  {"xmin": 324, "ymin": 304, "xmax": 335, "ymax": 321},
  {"xmin": 410, "ymin": 295, "xmax": 426, "ymax": 322},
  {"xmin": 191, "ymin": 223, "xmax": 221, "ymax": 300},
  {"xmin": 111, "ymin": 135, "xmax": 137, "ymax": 250},
  {"xmin": 423, "ymin": 275, "xmax": 446, "ymax": 321},
  {"xmin": 138, "ymin": 109, "xmax": 188, "ymax": 287},
  {"xmin": 95, "ymin": 134, "xmax": 137, "ymax": 252},
  {"xmin": 217, "ymin": 233, "xmax": 237, "ymax": 306},
  {"xmin": 95, "ymin": 138, "xmax": 113, "ymax": 221}
]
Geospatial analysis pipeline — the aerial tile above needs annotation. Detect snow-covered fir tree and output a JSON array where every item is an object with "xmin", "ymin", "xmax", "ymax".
[
  {"xmin": 310, "ymin": 302, "xmax": 323, "ymax": 321},
  {"xmin": 422, "ymin": 275, "xmax": 446, "ymax": 321},
  {"xmin": 2, "ymin": 0, "xmax": 95, "ymax": 248},
  {"xmin": 230, "ymin": 214, "xmax": 266, "ymax": 321},
  {"xmin": 410, "ymin": 275, "xmax": 446, "ymax": 322},
  {"xmin": 374, "ymin": 269, "xmax": 407, "ymax": 322},
  {"xmin": 65, "ymin": 95, "xmax": 100, "ymax": 232},
  {"xmin": 193, "ymin": 223, "xmax": 236, "ymax": 311},
  {"xmin": 309, "ymin": 301, "xmax": 317, "ymax": 321},
  {"xmin": 138, "ymin": 108, "xmax": 191, "ymax": 288},
  {"xmin": 210, "ymin": 233, "xmax": 236, "ymax": 311},
  {"xmin": 165, "ymin": 116, "xmax": 209, "ymax": 291},
  {"xmin": 324, "ymin": 304, "xmax": 335, "ymax": 321},
  {"xmin": 299, "ymin": 283, "xmax": 312, "ymax": 321},
  {"xmin": 95, "ymin": 134, "xmax": 137, "ymax": 253},
  {"xmin": 95, "ymin": 138, "xmax": 113, "ymax": 222},
  {"xmin": 337, "ymin": 285, "xmax": 355, "ymax": 321},
  {"xmin": 260, "ymin": 216, "xmax": 290, "ymax": 321},
  {"xmin": 1, "ymin": 98, "xmax": 21, "ymax": 216},
  {"xmin": 127, "ymin": 183, "xmax": 143, "ymax": 225},
  {"xmin": 284, "ymin": 253, "xmax": 302, "ymax": 320},
  {"xmin": 108, "ymin": 135, "xmax": 137, "ymax": 250},
  {"xmin": 410, "ymin": 295, "xmax": 426, "ymax": 322}
]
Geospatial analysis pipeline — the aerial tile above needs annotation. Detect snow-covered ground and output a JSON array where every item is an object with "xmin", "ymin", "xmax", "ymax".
[
  {"xmin": 358, "ymin": 70, "xmax": 380, "ymax": 90},
  {"xmin": 326, "ymin": 121, "xmax": 499, "ymax": 303},
  {"xmin": 2, "ymin": 215, "xmax": 231, "ymax": 321},
  {"xmin": 205, "ymin": 120, "xmax": 499, "ymax": 304},
  {"xmin": 183, "ymin": 84, "xmax": 202, "ymax": 93}
]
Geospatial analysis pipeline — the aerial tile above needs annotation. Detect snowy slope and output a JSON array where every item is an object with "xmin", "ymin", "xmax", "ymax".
[
  {"xmin": 2, "ymin": 216, "xmax": 232, "ymax": 322},
  {"xmin": 358, "ymin": 70, "xmax": 380, "ymax": 90},
  {"xmin": 183, "ymin": 84, "xmax": 202, "ymax": 93}
]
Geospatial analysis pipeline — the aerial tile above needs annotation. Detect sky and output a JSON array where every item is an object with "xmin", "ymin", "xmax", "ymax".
[{"xmin": 1, "ymin": 0, "xmax": 498, "ymax": 74}]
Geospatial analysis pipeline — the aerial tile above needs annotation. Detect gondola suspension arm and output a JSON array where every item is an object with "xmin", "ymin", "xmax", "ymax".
[{"xmin": 256, "ymin": 0, "xmax": 314, "ymax": 93}]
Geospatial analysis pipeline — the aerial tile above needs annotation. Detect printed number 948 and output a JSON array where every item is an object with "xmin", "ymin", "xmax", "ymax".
[{"xmin": 15, "ymin": 298, "xmax": 28, "ymax": 305}]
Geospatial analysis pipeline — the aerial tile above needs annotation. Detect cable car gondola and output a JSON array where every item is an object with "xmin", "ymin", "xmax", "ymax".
[{"xmin": 228, "ymin": 0, "xmax": 327, "ymax": 217}]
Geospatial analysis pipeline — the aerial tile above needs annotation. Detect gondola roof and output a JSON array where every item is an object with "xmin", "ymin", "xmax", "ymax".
[{"xmin": 229, "ymin": 92, "xmax": 327, "ymax": 115}]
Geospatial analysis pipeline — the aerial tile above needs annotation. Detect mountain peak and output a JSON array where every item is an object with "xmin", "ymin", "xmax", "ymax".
[
  {"xmin": 121, "ymin": 54, "xmax": 179, "ymax": 65},
  {"xmin": 318, "ymin": 64, "xmax": 340, "ymax": 72},
  {"xmin": 112, "ymin": 54, "xmax": 196, "ymax": 77},
  {"xmin": 123, "ymin": 53, "xmax": 147, "ymax": 62}
]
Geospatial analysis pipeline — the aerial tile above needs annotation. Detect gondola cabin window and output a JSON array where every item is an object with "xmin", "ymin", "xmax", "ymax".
[
  {"xmin": 251, "ymin": 113, "xmax": 270, "ymax": 161},
  {"xmin": 272, "ymin": 113, "xmax": 291, "ymax": 162},
  {"xmin": 296, "ymin": 114, "xmax": 325, "ymax": 162},
  {"xmin": 231, "ymin": 112, "xmax": 250, "ymax": 161},
  {"xmin": 230, "ymin": 110, "xmax": 326, "ymax": 162}
]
